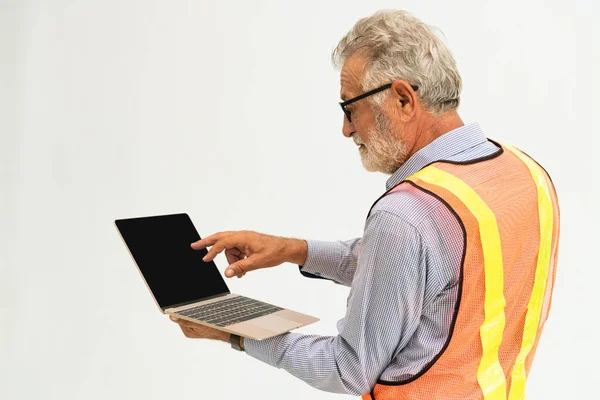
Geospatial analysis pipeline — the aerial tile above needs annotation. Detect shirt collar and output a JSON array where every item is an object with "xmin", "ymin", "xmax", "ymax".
[{"xmin": 385, "ymin": 121, "xmax": 488, "ymax": 190}]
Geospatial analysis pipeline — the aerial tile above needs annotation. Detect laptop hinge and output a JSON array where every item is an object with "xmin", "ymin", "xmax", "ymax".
[{"xmin": 164, "ymin": 292, "xmax": 232, "ymax": 312}]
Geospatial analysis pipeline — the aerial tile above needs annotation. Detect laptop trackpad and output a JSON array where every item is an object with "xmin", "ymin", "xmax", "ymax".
[{"xmin": 247, "ymin": 314, "xmax": 299, "ymax": 333}]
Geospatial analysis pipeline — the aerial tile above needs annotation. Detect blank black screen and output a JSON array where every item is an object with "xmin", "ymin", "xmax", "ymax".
[{"xmin": 116, "ymin": 213, "xmax": 229, "ymax": 309}]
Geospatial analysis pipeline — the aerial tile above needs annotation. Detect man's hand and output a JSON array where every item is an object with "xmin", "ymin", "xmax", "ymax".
[
  {"xmin": 191, "ymin": 230, "xmax": 308, "ymax": 279},
  {"xmin": 169, "ymin": 315, "xmax": 230, "ymax": 342}
]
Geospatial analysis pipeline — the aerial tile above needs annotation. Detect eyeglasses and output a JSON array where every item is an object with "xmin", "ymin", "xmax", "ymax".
[{"xmin": 339, "ymin": 82, "xmax": 419, "ymax": 123}]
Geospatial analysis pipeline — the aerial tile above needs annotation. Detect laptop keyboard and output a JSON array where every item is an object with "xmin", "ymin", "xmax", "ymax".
[{"xmin": 177, "ymin": 296, "xmax": 284, "ymax": 327}]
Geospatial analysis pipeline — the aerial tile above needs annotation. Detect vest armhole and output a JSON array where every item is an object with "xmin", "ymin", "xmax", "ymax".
[{"xmin": 375, "ymin": 180, "xmax": 467, "ymax": 386}]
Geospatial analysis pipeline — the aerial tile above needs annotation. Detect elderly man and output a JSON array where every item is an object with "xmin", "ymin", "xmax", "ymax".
[{"xmin": 171, "ymin": 10, "xmax": 560, "ymax": 399}]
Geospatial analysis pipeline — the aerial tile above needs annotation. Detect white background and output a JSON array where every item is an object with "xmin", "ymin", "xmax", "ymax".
[{"xmin": 1, "ymin": 0, "xmax": 598, "ymax": 399}]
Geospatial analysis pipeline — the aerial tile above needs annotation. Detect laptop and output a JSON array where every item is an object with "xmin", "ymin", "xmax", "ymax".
[{"xmin": 115, "ymin": 213, "xmax": 319, "ymax": 340}]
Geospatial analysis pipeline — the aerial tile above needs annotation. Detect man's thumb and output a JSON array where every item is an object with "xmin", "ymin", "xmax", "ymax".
[{"xmin": 225, "ymin": 257, "xmax": 255, "ymax": 278}]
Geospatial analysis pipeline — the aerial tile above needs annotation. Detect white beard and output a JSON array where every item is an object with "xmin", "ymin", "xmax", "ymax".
[{"xmin": 355, "ymin": 109, "xmax": 409, "ymax": 174}]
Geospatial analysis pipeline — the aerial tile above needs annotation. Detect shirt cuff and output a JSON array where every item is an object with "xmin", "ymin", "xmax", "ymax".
[
  {"xmin": 244, "ymin": 333, "xmax": 298, "ymax": 367},
  {"xmin": 298, "ymin": 240, "xmax": 342, "ymax": 281}
]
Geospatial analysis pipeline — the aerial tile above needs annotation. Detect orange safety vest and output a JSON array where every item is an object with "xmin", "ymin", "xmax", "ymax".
[{"xmin": 361, "ymin": 141, "xmax": 560, "ymax": 400}]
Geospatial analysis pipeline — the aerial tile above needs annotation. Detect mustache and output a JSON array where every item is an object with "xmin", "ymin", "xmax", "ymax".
[{"xmin": 353, "ymin": 134, "xmax": 365, "ymax": 146}]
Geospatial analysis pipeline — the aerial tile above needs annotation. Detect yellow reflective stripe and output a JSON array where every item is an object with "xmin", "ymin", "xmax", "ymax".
[
  {"xmin": 408, "ymin": 166, "xmax": 507, "ymax": 400},
  {"xmin": 503, "ymin": 144, "xmax": 554, "ymax": 400}
]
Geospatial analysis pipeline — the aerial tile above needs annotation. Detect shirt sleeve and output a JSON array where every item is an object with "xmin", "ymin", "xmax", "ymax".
[
  {"xmin": 298, "ymin": 238, "xmax": 361, "ymax": 287},
  {"xmin": 244, "ymin": 211, "xmax": 427, "ymax": 395}
]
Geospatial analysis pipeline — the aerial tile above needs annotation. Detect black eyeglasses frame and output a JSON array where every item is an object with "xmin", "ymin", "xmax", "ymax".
[{"xmin": 339, "ymin": 82, "xmax": 419, "ymax": 123}]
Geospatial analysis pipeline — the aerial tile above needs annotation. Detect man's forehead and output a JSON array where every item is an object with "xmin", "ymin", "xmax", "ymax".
[
  {"xmin": 340, "ymin": 73, "xmax": 353, "ymax": 101},
  {"xmin": 340, "ymin": 53, "xmax": 368, "ymax": 100}
]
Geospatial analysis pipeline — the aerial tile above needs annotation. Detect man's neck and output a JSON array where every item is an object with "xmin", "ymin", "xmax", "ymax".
[{"xmin": 409, "ymin": 111, "xmax": 464, "ymax": 158}]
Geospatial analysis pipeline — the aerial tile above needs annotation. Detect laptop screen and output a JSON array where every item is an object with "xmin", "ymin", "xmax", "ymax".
[{"xmin": 115, "ymin": 213, "xmax": 230, "ymax": 309}]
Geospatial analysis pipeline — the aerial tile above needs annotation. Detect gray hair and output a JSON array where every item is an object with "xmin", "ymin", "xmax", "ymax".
[{"xmin": 332, "ymin": 10, "xmax": 462, "ymax": 116}]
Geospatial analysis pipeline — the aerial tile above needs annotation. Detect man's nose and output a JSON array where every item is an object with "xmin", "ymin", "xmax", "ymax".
[{"xmin": 342, "ymin": 116, "xmax": 355, "ymax": 138}]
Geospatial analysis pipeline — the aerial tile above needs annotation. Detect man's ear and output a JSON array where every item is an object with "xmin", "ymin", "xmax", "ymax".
[{"xmin": 390, "ymin": 80, "xmax": 418, "ymax": 121}]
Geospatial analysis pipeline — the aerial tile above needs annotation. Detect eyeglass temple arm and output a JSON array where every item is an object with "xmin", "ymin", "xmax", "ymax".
[{"xmin": 340, "ymin": 83, "xmax": 418, "ymax": 106}]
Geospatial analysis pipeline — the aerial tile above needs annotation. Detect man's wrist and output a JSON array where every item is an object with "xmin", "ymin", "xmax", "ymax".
[
  {"xmin": 229, "ymin": 333, "xmax": 245, "ymax": 351},
  {"xmin": 218, "ymin": 332, "xmax": 232, "ymax": 343},
  {"xmin": 285, "ymin": 238, "xmax": 308, "ymax": 265}
]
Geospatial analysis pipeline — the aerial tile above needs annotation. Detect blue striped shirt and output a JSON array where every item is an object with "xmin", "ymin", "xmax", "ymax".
[{"xmin": 244, "ymin": 122, "xmax": 500, "ymax": 395}]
